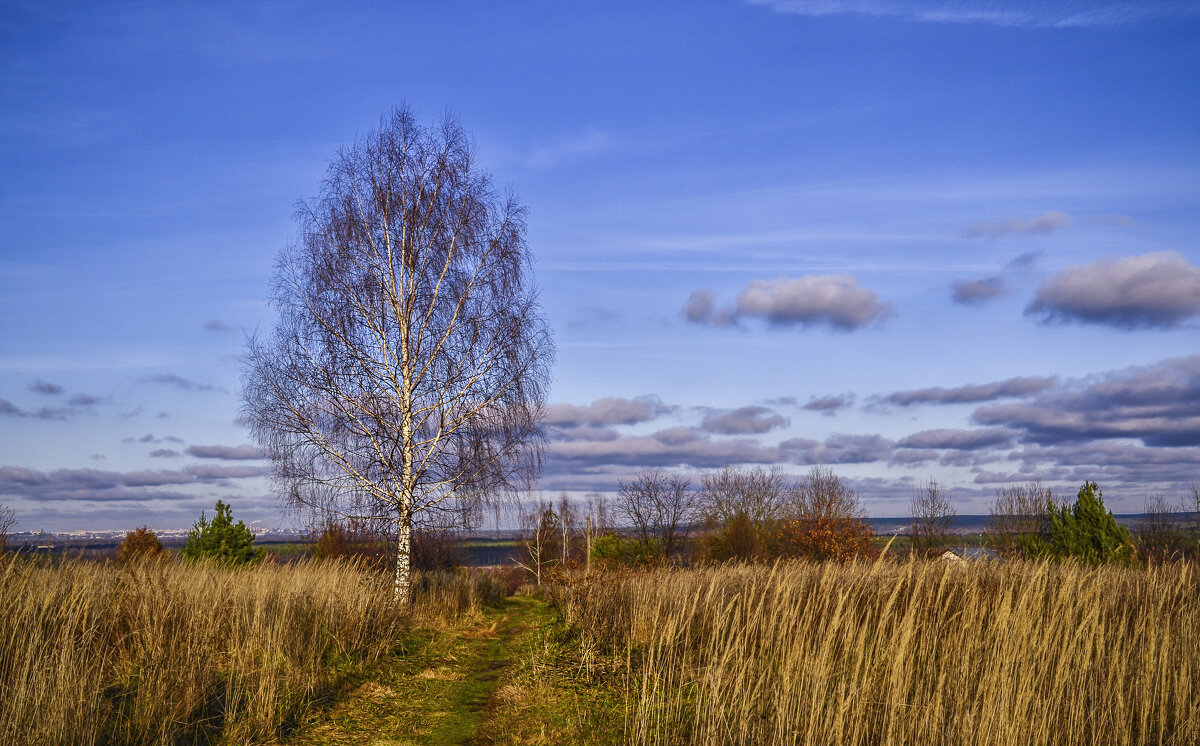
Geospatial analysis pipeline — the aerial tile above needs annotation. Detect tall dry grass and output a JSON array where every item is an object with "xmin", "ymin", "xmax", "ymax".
[
  {"xmin": 0, "ymin": 555, "xmax": 500, "ymax": 744},
  {"xmin": 559, "ymin": 559, "xmax": 1200, "ymax": 745}
]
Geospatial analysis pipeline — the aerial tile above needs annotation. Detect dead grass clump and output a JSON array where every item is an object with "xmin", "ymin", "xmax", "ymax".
[
  {"xmin": 408, "ymin": 569, "xmax": 509, "ymax": 628},
  {"xmin": 560, "ymin": 559, "xmax": 1200, "ymax": 745}
]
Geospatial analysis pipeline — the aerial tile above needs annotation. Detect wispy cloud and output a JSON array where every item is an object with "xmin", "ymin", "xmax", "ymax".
[
  {"xmin": 699, "ymin": 406, "xmax": 790, "ymax": 435},
  {"xmin": 548, "ymin": 396, "xmax": 674, "ymax": 428},
  {"xmin": 567, "ymin": 306, "xmax": 621, "ymax": 332},
  {"xmin": 140, "ymin": 373, "xmax": 225, "ymax": 393},
  {"xmin": 802, "ymin": 395, "xmax": 853, "ymax": 415},
  {"xmin": 884, "ymin": 375, "xmax": 1057, "ymax": 406},
  {"xmin": 28, "ymin": 380, "xmax": 63, "ymax": 395},
  {"xmin": 972, "ymin": 355, "xmax": 1200, "ymax": 447},
  {"xmin": 952, "ymin": 276, "xmax": 1007, "ymax": 306},
  {"xmin": 523, "ymin": 127, "xmax": 615, "ymax": 169},
  {"xmin": 0, "ymin": 397, "xmax": 96, "ymax": 421},
  {"xmin": 896, "ymin": 428, "xmax": 1016, "ymax": 450},
  {"xmin": 203, "ymin": 319, "xmax": 236, "ymax": 333},
  {"xmin": 963, "ymin": 210, "xmax": 1072, "ymax": 239},
  {"xmin": 746, "ymin": 1, "xmax": 1196, "ymax": 28},
  {"xmin": 0, "ymin": 463, "xmax": 268, "ymax": 503}
]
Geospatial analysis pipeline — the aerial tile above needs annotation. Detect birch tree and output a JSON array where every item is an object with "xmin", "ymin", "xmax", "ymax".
[{"xmin": 241, "ymin": 107, "xmax": 553, "ymax": 602}]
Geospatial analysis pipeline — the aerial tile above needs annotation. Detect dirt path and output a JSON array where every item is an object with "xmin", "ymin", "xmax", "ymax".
[{"xmin": 284, "ymin": 595, "xmax": 552, "ymax": 746}]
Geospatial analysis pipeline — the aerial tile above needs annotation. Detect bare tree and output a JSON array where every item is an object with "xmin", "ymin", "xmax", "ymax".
[
  {"xmin": 513, "ymin": 500, "xmax": 559, "ymax": 586},
  {"xmin": 584, "ymin": 491, "xmax": 612, "ymax": 535},
  {"xmin": 1189, "ymin": 482, "xmax": 1200, "ymax": 553},
  {"xmin": 909, "ymin": 478, "xmax": 956, "ymax": 557},
  {"xmin": 615, "ymin": 469, "xmax": 696, "ymax": 562},
  {"xmin": 557, "ymin": 491, "xmax": 576, "ymax": 566},
  {"xmin": 699, "ymin": 466, "xmax": 788, "ymax": 529},
  {"xmin": 0, "ymin": 503, "xmax": 15, "ymax": 554},
  {"xmin": 1135, "ymin": 494, "xmax": 1187, "ymax": 561},
  {"xmin": 241, "ymin": 108, "xmax": 554, "ymax": 602},
  {"xmin": 987, "ymin": 479, "xmax": 1052, "ymax": 554},
  {"xmin": 583, "ymin": 491, "xmax": 611, "ymax": 572},
  {"xmin": 788, "ymin": 465, "xmax": 864, "ymax": 521}
]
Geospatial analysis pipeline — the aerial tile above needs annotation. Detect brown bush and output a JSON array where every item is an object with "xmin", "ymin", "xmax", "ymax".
[
  {"xmin": 116, "ymin": 526, "xmax": 165, "ymax": 563},
  {"xmin": 773, "ymin": 515, "xmax": 875, "ymax": 561}
]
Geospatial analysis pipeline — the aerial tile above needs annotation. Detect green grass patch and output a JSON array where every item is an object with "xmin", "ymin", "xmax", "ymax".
[{"xmin": 285, "ymin": 592, "xmax": 624, "ymax": 745}]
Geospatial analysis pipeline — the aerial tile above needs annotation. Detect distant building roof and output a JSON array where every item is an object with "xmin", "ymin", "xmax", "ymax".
[{"xmin": 941, "ymin": 547, "xmax": 1001, "ymax": 561}]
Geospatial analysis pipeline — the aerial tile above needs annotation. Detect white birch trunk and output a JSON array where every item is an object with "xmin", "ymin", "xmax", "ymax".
[{"xmin": 394, "ymin": 509, "xmax": 411, "ymax": 603}]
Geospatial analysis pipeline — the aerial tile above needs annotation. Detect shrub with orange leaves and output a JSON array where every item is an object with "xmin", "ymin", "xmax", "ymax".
[{"xmin": 773, "ymin": 515, "xmax": 875, "ymax": 561}]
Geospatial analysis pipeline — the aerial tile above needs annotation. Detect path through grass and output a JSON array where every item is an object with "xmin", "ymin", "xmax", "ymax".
[{"xmin": 285, "ymin": 594, "xmax": 623, "ymax": 745}]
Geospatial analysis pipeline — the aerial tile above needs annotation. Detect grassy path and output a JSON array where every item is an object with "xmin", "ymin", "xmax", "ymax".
[{"xmin": 284, "ymin": 594, "xmax": 622, "ymax": 745}]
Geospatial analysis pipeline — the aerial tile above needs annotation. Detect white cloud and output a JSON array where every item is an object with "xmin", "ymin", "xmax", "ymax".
[
  {"xmin": 1027, "ymin": 251, "xmax": 1200, "ymax": 329},
  {"xmin": 686, "ymin": 275, "xmax": 890, "ymax": 331}
]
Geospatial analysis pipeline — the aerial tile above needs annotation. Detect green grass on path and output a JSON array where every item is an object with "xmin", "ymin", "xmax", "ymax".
[{"xmin": 283, "ymin": 594, "xmax": 622, "ymax": 745}]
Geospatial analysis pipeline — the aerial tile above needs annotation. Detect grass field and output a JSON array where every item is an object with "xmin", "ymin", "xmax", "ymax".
[
  {"xmin": 556, "ymin": 559, "xmax": 1200, "ymax": 745},
  {"xmin": 5, "ymin": 553, "xmax": 1198, "ymax": 744},
  {"xmin": 0, "ymin": 555, "xmax": 501, "ymax": 744}
]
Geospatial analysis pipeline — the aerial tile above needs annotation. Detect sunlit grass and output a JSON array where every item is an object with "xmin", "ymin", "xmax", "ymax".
[
  {"xmin": 0, "ymin": 555, "xmax": 500, "ymax": 744},
  {"xmin": 558, "ymin": 559, "xmax": 1200, "ymax": 745}
]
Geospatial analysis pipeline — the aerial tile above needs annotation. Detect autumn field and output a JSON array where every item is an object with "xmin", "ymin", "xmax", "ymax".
[
  {"xmin": 555, "ymin": 559, "xmax": 1200, "ymax": 746},
  {"xmin": 0, "ymin": 555, "xmax": 503, "ymax": 744},
  {"xmin": 3, "ymin": 553, "xmax": 1199, "ymax": 745}
]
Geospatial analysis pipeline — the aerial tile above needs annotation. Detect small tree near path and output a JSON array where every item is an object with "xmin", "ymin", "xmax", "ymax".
[
  {"xmin": 513, "ymin": 501, "xmax": 560, "ymax": 586},
  {"xmin": 241, "ymin": 107, "xmax": 554, "ymax": 602}
]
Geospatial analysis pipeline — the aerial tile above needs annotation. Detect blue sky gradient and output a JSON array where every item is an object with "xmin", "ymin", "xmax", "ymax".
[{"xmin": 2, "ymin": 0, "xmax": 1199, "ymax": 530}]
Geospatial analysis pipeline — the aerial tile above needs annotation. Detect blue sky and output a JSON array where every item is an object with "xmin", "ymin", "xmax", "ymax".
[{"xmin": 2, "ymin": 0, "xmax": 1199, "ymax": 530}]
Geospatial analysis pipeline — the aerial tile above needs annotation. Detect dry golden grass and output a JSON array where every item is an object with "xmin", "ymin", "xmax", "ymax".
[
  {"xmin": 559, "ymin": 559, "xmax": 1200, "ymax": 745},
  {"xmin": 0, "ymin": 555, "xmax": 499, "ymax": 745}
]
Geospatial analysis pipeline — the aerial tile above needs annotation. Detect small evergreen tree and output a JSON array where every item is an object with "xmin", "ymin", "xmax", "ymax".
[
  {"xmin": 1040, "ymin": 482, "xmax": 1134, "ymax": 565},
  {"xmin": 180, "ymin": 500, "xmax": 264, "ymax": 564}
]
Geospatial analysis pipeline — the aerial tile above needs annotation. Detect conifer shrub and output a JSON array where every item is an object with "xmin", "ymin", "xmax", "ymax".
[
  {"xmin": 180, "ymin": 500, "xmax": 264, "ymax": 565},
  {"xmin": 1022, "ymin": 481, "xmax": 1135, "ymax": 565}
]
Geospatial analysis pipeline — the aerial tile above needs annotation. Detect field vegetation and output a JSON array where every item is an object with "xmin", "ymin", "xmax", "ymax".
[
  {"xmin": 555, "ymin": 558, "xmax": 1200, "ymax": 745},
  {"xmin": 0, "ymin": 554, "xmax": 502, "ymax": 744},
  {"xmin": 3, "ymin": 474, "xmax": 1199, "ymax": 744}
]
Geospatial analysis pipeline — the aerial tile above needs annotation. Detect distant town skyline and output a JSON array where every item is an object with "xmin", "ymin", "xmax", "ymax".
[{"xmin": 3, "ymin": 1, "xmax": 1199, "ymax": 530}]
